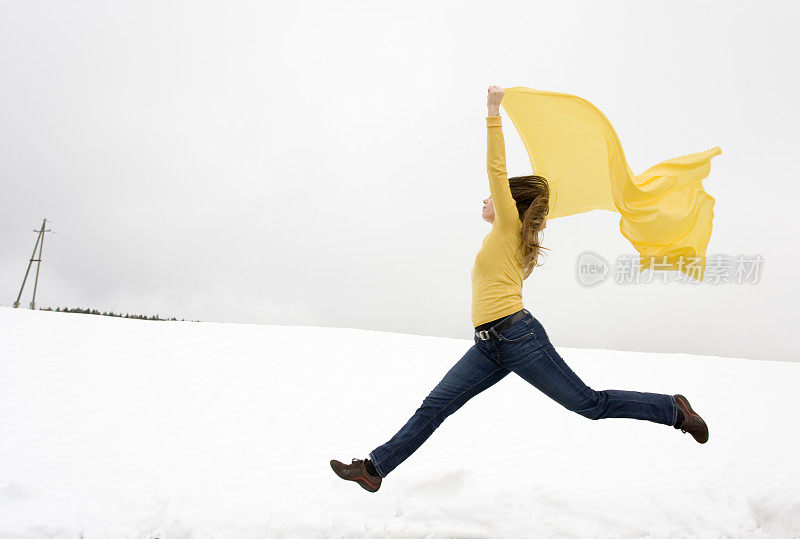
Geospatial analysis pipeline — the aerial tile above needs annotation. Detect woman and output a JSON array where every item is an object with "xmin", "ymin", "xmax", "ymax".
[{"xmin": 331, "ymin": 86, "xmax": 709, "ymax": 493}]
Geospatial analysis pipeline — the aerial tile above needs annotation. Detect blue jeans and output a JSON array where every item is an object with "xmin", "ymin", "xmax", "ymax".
[{"xmin": 369, "ymin": 309, "xmax": 678, "ymax": 477}]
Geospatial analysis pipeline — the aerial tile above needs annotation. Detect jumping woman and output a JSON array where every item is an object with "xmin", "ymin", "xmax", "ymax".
[{"xmin": 330, "ymin": 85, "xmax": 709, "ymax": 493}]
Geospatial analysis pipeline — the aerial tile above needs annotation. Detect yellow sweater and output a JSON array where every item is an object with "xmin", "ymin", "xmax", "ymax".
[{"xmin": 471, "ymin": 115, "xmax": 525, "ymax": 328}]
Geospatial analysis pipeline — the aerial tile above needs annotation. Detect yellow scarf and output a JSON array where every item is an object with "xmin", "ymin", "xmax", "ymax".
[{"xmin": 501, "ymin": 87, "xmax": 721, "ymax": 281}]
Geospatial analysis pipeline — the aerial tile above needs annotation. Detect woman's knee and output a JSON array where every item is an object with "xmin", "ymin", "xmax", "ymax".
[
  {"xmin": 416, "ymin": 399, "xmax": 458, "ymax": 430},
  {"xmin": 575, "ymin": 406, "xmax": 603, "ymax": 420},
  {"xmin": 568, "ymin": 388, "xmax": 605, "ymax": 420}
]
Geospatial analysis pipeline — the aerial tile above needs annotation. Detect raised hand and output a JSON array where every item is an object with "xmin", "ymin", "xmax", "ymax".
[{"xmin": 487, "ymin": 85, "xmax": 504, "ymax": 116}]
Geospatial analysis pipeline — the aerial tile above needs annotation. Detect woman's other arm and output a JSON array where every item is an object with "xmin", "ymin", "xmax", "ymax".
[{"xmin": 486, "ymin": 85, "xmax": 518, "ymax": 229}]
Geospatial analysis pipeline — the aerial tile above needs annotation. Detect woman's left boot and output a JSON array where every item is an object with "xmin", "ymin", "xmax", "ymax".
[{"xmin": 330, "ymin": 458, "xmax": 382, "ymax": 492}]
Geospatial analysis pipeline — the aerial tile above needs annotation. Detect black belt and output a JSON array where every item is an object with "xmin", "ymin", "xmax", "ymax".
[{"xmin": 474, "ymin": 308, "xmax": 530, "ymax": 341}]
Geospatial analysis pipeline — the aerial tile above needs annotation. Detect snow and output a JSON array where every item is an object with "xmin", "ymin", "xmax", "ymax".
[{"xmin": 1, "ymin": 306, "xmax": 799, "ymax": 538}]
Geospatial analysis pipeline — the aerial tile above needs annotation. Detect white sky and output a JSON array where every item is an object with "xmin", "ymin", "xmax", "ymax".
[{"xmin": 1, "ymin": 0, "xmax": 798, "ymax": 361}]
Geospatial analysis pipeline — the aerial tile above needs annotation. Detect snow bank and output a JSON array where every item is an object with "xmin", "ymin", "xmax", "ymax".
[{"xmin": 1, "ymin": 306, "xmax": 798, "ymax": 537}]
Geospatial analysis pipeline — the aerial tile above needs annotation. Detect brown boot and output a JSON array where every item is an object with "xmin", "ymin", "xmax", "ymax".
[
  {"xmin": 673, "ymin": 394, "xmax": 709, "ymax": 444},
  {"xmin": 330, "ymin": 458, "xmax": 382, "ymax": 492}
]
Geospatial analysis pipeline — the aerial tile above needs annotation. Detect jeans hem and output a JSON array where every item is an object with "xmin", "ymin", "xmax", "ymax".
[
  {"xmin": 671, "ymin": 394, "xmax": 678, "ymax": 427},
  {"xmin": 368, "ymin": 450, "xmax": 385, "ymax": 477}
]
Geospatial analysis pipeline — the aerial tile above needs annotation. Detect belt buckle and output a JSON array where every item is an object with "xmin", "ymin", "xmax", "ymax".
[{"xmin": 476, "ymin": 329, "xmax": 492, "ymax": 341}]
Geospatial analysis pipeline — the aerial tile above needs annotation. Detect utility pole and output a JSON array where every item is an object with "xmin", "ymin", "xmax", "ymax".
[{"xmin": 14, "ymin": 218, "xmax": 53, "ymax": 309}]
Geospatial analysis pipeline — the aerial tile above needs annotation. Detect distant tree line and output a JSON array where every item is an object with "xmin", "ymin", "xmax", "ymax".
[{"xmin": 38, "ymin": 306, "xmax": 192, "ymax": 321}]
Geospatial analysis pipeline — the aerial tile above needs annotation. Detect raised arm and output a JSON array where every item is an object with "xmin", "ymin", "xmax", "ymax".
[{"xmin": 486, "ymin": 86, "xmax": 519, "ymax": 230}]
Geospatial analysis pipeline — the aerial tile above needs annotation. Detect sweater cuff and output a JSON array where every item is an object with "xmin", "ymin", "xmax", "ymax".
[{"xmin": 486, "ymin": 115, "xmax": 502, "ymax": 128}]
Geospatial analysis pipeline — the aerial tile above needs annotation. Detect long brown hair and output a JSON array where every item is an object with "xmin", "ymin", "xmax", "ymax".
[{"xmin": 508, "ymin": 174, "xmax": 550, "ymax": 279}]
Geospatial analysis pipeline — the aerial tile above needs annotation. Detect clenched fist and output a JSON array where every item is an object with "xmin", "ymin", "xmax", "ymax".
[{"xmin": 487, "ymin": 85, "xmax": 504, "ymax": 116}]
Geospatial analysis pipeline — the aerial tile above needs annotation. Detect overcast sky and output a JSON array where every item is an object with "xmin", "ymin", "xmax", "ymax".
[{"xmin": 1, "ymin": 0, "xmax": 798, "ymax": 362}]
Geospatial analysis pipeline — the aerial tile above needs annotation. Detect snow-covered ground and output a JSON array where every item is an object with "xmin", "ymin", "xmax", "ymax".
[{"xmin": 1, "ymin": 306, "xmax": 798, "ymax": 538}]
